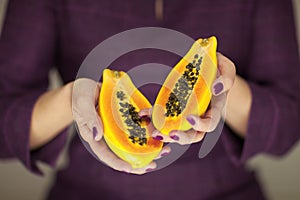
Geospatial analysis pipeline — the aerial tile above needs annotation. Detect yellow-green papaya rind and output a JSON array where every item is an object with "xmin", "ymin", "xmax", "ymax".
[{"xmin": 104, "ymin": 135, "xmax": 161, "ymax": 168}]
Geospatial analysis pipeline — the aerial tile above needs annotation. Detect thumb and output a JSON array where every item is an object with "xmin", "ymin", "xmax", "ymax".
[
  {"xmin": 138, "ymin": 107, "xmax": 152, "ymax": 117},
  {"xmin": 212, "ymin": 53, "xmax": 236, "ymax": 96},
  {"xmin": 72, "ymin": 78, "xmax": 103, "ymax": 141}
]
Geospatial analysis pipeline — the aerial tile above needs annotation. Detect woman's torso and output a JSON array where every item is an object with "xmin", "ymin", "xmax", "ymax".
[{"xmin": 49, "ymin": 1, "xmax": 265, "ymax": 199}]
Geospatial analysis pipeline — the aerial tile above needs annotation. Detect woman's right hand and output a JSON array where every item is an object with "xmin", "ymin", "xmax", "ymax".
[{"xmin": 72, "ymin": 78, "xmax": 170, "ymax": 174}]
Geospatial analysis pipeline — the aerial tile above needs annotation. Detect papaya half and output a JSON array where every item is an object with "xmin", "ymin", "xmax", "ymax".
[
  {"xmin": 152, "ymin": 36, "xmax": 218, "ymax": 135},
  {"xmin": 99, "ymin": 69, "xmax": 163, "ymax": 168}
]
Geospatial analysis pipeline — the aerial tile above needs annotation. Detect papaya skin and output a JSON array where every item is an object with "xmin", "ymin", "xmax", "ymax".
[
  {"xmin": 152, "ymin": 36, "xmax": 218, "ymax": 135},
  {"xmin": 99, "ymin": 69, "xmax": 163, "ymax": 168}
]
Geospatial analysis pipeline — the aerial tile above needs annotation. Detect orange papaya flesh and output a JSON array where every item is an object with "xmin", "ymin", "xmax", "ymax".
[
  {"xmin": 99, "ymin": 69, "xmax": 163, "ymax": 168},
  {"xmin": 152, "ymin": 36, "xmax": 218, "ymax": 135}
]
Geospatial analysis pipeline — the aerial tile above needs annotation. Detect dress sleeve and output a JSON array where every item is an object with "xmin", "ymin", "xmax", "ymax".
[
  {"xmin": 222, "ymin": 0, "xmax": 300, "ymax": 166},
  {"xmin": 0, "ymin": 0, "xmax": 68, "ymax": 175}
]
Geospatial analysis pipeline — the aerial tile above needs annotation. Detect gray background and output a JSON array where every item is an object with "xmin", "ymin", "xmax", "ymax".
[{"xmin": 0, "ymin": 0, "xmax": 300, "ymax": 199}]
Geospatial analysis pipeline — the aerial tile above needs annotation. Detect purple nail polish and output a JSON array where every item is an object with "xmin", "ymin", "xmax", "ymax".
[
  {"xmin": 214, "ymin": 82, "xmax": 224, "ymax": 95},
  {"xmin": 153, "ymin": 135, "xmax": 163, "ymax": 140},
  {"xmin": 170, "ymin": 135, "xmax": 179, "ymax": 141},
  {"xmin": 92, "ymin": 127, "xmax": 98, "ymax": 139},
  {"xmin": 186, "ymin": 117, "xmax": 195, "ymax": 125},
  {"xmin": 161, "ymin": 152, "xmax": 169, "ymax": 157},
  {"xmin": 146, "ymin": 168, "xmax": 155, "ymax": 172},
  {"xmin": 140, "ymin": 116, "xmax": 151, "ymax": 125}
]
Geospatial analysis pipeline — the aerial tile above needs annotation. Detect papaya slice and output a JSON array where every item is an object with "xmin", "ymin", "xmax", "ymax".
[
  {"xmin": 99, "ymin": 69, "xmax": 163, "ymax": 168},
  {"xmin": 152, "ymin": 36, "xmax": 218, "ymax": 135}
]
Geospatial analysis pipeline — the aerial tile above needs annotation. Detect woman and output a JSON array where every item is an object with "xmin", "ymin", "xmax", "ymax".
[{"xmin": 0, "ymin": 0, "xmax": 299, "ymax": 199}]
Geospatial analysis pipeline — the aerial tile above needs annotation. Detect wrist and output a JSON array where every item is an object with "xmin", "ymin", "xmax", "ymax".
[
  {"xmin": 225, "ymin": 75, "xmax": 252, "ymax": 137},
  {"xmin": 30, "ymin": 82, "xmax": 74, "ymax": 149},
  {"xmin": 60, "ymin": 81, "xmax": 74, "ymax": 122}
]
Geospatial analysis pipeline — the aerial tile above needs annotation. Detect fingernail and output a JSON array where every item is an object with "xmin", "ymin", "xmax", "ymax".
[
  {"xmin": 153, "ymin": 135, "xmax": 163, "ymax": 140},
  {"xmin": 170, "ymin": 135, "xmax": 179, "ymax": 141},
  {"xmin": 161, "ymin": 152, "xmax": 169, "ymax": 157},
  {"xmin": 146, "ymin": 168, "xmax": 155, "ymax": 172},
  {"xmin": 92, "ymin": 127, "xmax": 98, "ymax": 139},
  {"xmin": 140, "ymin": 116, "xmax": 151, "ymax": 125},
  {"xmin": 186, "ymin": 116, "xmax": 195, "ymax": 126},
  {"xmin": 213, "ymin": 82, "xmax": 224, "ymax": 95}
]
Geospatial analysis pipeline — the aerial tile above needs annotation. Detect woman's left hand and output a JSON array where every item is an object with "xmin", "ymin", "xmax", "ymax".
[{"xmin": 142, "ymin": 52, "xmax": 236, "ymax": 145}]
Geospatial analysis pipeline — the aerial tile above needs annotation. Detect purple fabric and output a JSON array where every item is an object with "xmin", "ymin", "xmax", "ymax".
[{"xmin": 0, "ymin": 0, "xmax": 300, "ymax": 199}]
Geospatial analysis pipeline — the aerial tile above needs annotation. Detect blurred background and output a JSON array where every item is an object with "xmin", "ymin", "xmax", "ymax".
[{"xmin": 0, "ymin": 0, "xmax": 300, "ymax": 199}]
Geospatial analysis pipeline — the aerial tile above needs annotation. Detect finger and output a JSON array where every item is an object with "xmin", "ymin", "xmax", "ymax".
[
  {"xmin": 212, "ymin": 53, "xmax": 236, "ymax": 96},
  {"xmin": 186, "ymin": 95, "xmax": 225, "ymax": 132},
  {"xmin": 94, "ymin": 82, "xmax": 102, "ymax": 102},
  {"xmin": 75, "ymin": 123, "xmax": 93, "ymax": 141},
  {"xmin": 73, "ymin": 78, "xmax": 101, "ymax": 101},
  {"xmin": 145, "ymin": 121, "xmax": 158, "ymax": 137},
  {"xmin": 186, "ymin": 114, "xmax": 218, "ymax": 133},
  {"xmin": 78, "ymin": 126, "xmax": 153, "ymax": 174},
  {"xmin": 72, "ymin": 80, "xmax": 103, "ymax": 141},
  {"xmin": 151, "ymin": 130, "xmax": 174, "ymax": 143},
  {"xmin": 90, "ymin": 140, "xmax": 132, "ymax": 173},
  {"xmin": 85, "ymin": 106, "xmax": 103, "ymax": 141},
  {"xmin": 154, "ymin": 145, "xmax": 171, "ymax": 160},
  {"xmin": 186, "ymin": 112, "xmax": 220, "ymax": 133},
  {"xmin": 168, "ymin": 129, "xmax": 206, "ymax": 145},
  {"xmin": 151, "ymin": 129, "xmax": 204, "ymax": 144},
  {"xmin": 93, "ymin": 113, "xmax": 104, "ymax": 141},
  {"xmin": 186, "ymin": 114, "xmax": 211, "ymax": 132},
  {"xmin": 193, "ymin": 131, "xmax": 206, "ymax": 143},
  {"xmin": 73, "ymin": 102, "xmax": 103, "ymax": 141},
  {"xmin": 138, "ymin": 107, "xmax": 152, "ymax": 117},
  {"xmin": 130, "ymin": 161, "xmax": 158, "ymax": 175},
  {"xmin": 74, "ymin": 122, "xmax": 131, "ymax": 172},
  {"xmin": 207, "ymin": 93, "xmax": 226, "ymax": 128}
]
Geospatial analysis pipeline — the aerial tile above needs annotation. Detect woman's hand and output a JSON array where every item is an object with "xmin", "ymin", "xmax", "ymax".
[
  {"xmin": 72, "ymin": 78, "xmax": 170, "ymax": 174},
  {"xmin": 148, "ymin": 53, "xmax": 236, "ymax": 144}
]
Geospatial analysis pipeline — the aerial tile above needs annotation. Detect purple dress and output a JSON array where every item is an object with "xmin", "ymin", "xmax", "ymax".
[{"xmin": 1, "ymin": 0, "xmax": 300, "ymax": 199}]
